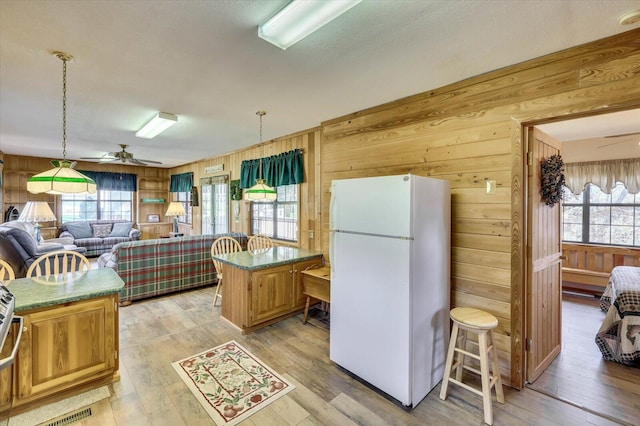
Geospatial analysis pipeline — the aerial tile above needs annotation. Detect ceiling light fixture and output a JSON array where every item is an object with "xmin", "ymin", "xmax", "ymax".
[
  {"xmin": 618, "ymin": 9, "xmax": 640, "ymax": 25},
  {"xmin": 27, "ymin": 52, "xmax": 97, "ymax": 195},
  {"xmin": 258, "ymin": 0, "xmax": 362, "ymax": 50},
  {"xmin": 135, "ymin": 112, "xmax": 178, "ymax": 139},
  {"xmin": 245, "ymin": 111, "xmax": 277, "ymax": 201}
]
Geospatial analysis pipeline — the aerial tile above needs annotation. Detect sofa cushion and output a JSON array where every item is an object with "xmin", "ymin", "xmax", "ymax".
[
  {"xmin": 92, "ymin": 223, "xmax": 113, "ymax": 238},
  {"xmin": 109, "ymin": 222, "xmax": 133, "ymax": 237},
  {"xmin": 66, "ymin": 222, "xmax": 93, "ymax": 239}
]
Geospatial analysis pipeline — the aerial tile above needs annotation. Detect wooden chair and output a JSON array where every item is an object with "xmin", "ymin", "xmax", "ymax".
[
  {"xmin": 26, "ymin": 250, "xmax": 91, "ymax": 278},
  {"xmin": 210, "ymin": 236, "xmax": 243, "ymax": 307},
  {"xmin": 0, "ymin": 258, "xmax": 16, "ymax": 282},
  {"xmin": 247, "ymin": 234, "xmax": 273, "ymax": 251},
  {"xmin": 440, "ymin": 307, "xmax": 504, "ymax": 425}
]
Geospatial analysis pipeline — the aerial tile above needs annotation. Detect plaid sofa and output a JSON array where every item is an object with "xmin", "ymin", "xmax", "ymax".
[
  {"xmin": 97, "ymin": 233, "xmax": 247, "ymax": 304},
  {"xmin": 60, "ymin": 220, "xmax": 142, "ymax": 257}
]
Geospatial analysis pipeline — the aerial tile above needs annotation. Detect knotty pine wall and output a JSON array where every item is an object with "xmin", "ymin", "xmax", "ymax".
[
  {"xmin": 170, "ymin": 127, "xmax": 323, "ymax": 251},
  {"xmin": 1, "ymin": 154, "xmax": 168, "ymax": 226},
  {"xmin": 319, "ymin": 28, "xmax": 640, "ymax": 388}
]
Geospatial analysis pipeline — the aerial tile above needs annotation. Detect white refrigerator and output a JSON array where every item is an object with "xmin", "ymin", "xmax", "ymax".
[{"xmin": 329, "ymin": 174, "xmax": 450, "ymax": 408}]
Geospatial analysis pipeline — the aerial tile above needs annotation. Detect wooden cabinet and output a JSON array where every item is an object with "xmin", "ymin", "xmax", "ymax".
[
  {"xmin": 138, "ymin": 222, "xmax": 173, "ymax": 239},
  {"xmin": 10, "ymin": 294, "xmax": 119, "ymax": 410},
  {"xmin": 221, "ymin": 257, "xmax": 322, "ymax": 333}
]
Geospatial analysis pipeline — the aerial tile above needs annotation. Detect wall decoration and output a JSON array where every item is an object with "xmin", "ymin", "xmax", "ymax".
[{"xmin": 540, "ymin": 154, "xmax": 565, "ymax": 206}]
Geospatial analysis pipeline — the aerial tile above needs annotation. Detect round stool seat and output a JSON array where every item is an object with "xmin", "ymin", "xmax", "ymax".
[{"xmin": 450, "ymin": 307, "xmax": 498, "ymax": 330}]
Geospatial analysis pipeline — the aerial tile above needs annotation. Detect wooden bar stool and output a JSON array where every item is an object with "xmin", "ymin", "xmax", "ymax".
[{"xmin": 440, "ymin": 307, "xmax": 504, "ymax": 425}]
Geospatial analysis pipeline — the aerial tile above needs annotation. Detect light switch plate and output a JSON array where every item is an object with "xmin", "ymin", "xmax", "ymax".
[{"xmin": 486, "ymin": 180, "xmax": 497, "ymax": 194}]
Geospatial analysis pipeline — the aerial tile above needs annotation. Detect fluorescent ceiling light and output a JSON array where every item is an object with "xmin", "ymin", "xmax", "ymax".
[
  {"xmin": 136, "ymin": 112, "xmax": 178, "ymax": 139},
  {"xmin": 258, "ymin": 0, "xmax": 362, "ymax": 50}
]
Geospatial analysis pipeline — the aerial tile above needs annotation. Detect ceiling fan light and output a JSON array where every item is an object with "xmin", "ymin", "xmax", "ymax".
[
  {"xmin": 27, "ymin": 160, "xmax": 97, "ymax": 194},
  {"xmin": 136, "ymin": 112, "xmax": 178, "ymax": 139}
]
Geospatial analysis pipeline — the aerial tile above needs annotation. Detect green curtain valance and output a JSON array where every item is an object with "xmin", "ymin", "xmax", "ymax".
[
  {"xmin": 240, "ymin": 149, "xmax": 304, "ymax": 189},
  {"xmin": 79, "ymin": 171, "xmax": 137, "ymax": 191},
  {"xmin": 170, "ymin": 172, "xmax": 193, "ymax": 192}
]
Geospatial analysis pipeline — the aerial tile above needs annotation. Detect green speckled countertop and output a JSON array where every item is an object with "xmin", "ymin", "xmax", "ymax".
[
  {"xmin": 213, "ymin": 246, "xmax": 323, "ymax": 271},
  {"xmin": 5, "ymin": 268, "xmax": 125, "ymax": 312}
]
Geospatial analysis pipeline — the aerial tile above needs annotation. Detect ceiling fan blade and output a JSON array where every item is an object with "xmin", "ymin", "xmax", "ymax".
[
  {"xmin": 80, "ymin": 157, "xmax": 107, "ymax": 160},
  {"xmin": 134, "ymin": 158, "xmax": 163, "ymax": 164}
]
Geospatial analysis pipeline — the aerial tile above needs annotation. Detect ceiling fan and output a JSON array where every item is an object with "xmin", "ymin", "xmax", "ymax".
[
  {"xmin": 597, "ymin": 132, "xmax": 640, "ymax": 149},
  {"xmin": 81, "ymin": 144, "xmax": 162, "ymax": 165}
]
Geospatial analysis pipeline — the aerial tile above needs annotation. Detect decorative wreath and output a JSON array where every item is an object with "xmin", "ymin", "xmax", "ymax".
[{"xmin": 540, "ymin": 154, "xmax": 565, "ymax": 206}]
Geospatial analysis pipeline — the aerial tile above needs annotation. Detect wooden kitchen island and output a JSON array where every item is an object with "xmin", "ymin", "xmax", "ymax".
[
  {"xmin": 1, "ymin": 268, "xmax": 123, "ymax": 415},
  {"xmin": 213, "ymin": 246, "xmax": 323, "ymax": 334}
]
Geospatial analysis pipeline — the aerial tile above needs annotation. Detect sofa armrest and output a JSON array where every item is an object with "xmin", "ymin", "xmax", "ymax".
[
  {"xmin": 35, "ymin": 242, "xmax": 65, "ymax": 254},
  {"xmin": 129, "ymin": 228, "xmax": 141, "ymax": 240},
  {"xmin": 59, "ymin": 231, "xmax": 74, "ymax": 240}
]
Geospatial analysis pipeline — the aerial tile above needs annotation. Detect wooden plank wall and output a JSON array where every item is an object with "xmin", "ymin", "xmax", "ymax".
[
  {"xmin": 170, "ymin": 128, "xmax": 323, "ymax": 251},
  {"xmin": 320, "ymin": 29, "xmax": 640, "ymax": 388},
  {"xmin": 1, "ymin": 154, "xmax": 168, "ymax": 225}
]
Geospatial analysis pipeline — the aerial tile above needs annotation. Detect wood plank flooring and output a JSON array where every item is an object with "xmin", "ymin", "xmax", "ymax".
[
  {"xmin": 57, "ymin": 287, "xmax": 628, "ymax": 425},
  {"xmin": 527, "ymin": 294, "xmax": 640, "ymax": 426}
]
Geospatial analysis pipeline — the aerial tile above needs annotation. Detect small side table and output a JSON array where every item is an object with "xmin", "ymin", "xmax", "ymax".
[{"xmin": 300, "ymin": 265, "xmax": 331, "ymax": 324}]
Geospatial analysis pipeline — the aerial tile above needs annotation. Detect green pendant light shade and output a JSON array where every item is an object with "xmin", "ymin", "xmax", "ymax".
[
  {"xmin": 246, "ymin": 111, "xmax": 277, "ymax": 202},
  {"xmin": 27, "ymin": 51, "xmax": 97, "ymax": 195},
  {"xmin": 27, "ymin": 160, "xmax": 96, "ymax": 195}
]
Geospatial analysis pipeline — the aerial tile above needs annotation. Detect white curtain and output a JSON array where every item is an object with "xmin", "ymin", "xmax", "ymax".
[{"xmin": 565, "ymin": 158, "xmax": 640, "ymax": 195}]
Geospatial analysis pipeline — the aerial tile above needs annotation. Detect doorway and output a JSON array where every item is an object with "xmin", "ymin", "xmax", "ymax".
[
  {"xmin": 201, "ymin": 175, "xmax": 230, "ymax": 235},
  {"xmin": 523, "ymin": 108, "xmax": 640, "ymax": 424}
]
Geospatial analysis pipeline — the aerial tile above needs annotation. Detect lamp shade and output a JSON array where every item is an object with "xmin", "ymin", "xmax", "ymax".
[
  {"xmin": 245, "ymin": 179, "xmax": 278, "ymax": 201},
  {"xmin": 18, "ymin": 201, "xmax": 57, "ymax": 223},
  {"xmin": 165, "ymin": 202, "xmax": 186, "ymax": 217},
  {"xmin": 27, "ymin": 160, "xmax": 97, "ymax": 195}
]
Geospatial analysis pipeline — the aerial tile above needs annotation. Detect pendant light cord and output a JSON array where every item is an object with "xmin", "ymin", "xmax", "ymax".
[
  {"xmin": 62, "ymin": 56, "xmax": 67, "ymax": 160},
  {"xmin": 257, "ymin": 111, "xmax": 266, "ymax": 179}
]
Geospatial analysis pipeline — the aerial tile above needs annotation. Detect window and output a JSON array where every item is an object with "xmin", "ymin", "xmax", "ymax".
[
  {"xmin": 250, "ymin": 184, "xmax": 298, "ymax": 242},
  {"xmin": 562, "ymin": 182, "xmax": 639, "ymax": 247},
  {"xmin": 61, "ymin": 190, "xmax": 132, "ymax": 222},
  {"xmin": 176, "ymin": 191, "xmax": 192, "ymax": 225}
]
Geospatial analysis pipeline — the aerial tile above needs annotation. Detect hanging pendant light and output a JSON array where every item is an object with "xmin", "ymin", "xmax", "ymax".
[
  {"xmin": 27, "ymin": 51, "xmax": 96, "ymax": 195},
  {"xmin": 246, "ymin": 111, "xmax": 277, "ymax": 201}
]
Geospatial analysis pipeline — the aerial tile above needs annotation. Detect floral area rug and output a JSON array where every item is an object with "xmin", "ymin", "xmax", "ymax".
[{"xmin": 172, "ymin": 340, "xmax": 295, "ymax": 425}]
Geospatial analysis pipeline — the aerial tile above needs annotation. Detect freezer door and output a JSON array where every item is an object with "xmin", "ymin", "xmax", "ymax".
[
  {"xmin": 330, "ymin": 231, "xmax": 412, "ymax": 406},
  {"xmin": 330, "ymin": 175, "xmax": 412, "ymax": 237}
]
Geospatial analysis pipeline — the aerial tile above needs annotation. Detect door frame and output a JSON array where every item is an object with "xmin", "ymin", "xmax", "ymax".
[{"xmin": 514, "ymin": 105, "xmax": 640, "ymax": 388}]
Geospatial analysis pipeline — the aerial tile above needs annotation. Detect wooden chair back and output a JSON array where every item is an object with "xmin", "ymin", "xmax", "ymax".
[
  {"xmin": 247, "ymin": 234, "xmax": 274, "ymax": 251},
  {"xmin": 0, "ymin": 258, "xmax": 16, "ymax": 282},
  {"xmin": 26, "ymin": 250, "xmax": 91, "ymax": 278},
  {"xmin": 210, "ymin": 236, "xmax": 243, "ymax": 273}
]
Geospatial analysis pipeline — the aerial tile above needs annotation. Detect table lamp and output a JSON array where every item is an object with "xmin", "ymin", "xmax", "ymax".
[
  {"xmin": 18, "ymin": 201, "xmax": 57, "ymax": 242},
  {"xmin": 165, "ymin": 202, "xmax": 186, "ymax": 233}
]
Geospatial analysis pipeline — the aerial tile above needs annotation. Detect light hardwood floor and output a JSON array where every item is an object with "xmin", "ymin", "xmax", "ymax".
[
  {"xmin": 60, "ymin": 287, "xmax": 628, "ymax": 426},
  {"xmin": 527, "ymin": 294, "xmax": 640, "ymax": 426}
]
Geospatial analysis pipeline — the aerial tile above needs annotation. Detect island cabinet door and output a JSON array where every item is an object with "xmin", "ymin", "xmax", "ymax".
[
  {"xmin": 15, "ymin": 295, "xmax": 118, "ymax": 403},
  {"xmin": 250, "ymin": 263, "xmax": 295, "ymax": 325},
  {"xmin": 292, "ymin": 259, "xmax": 323, "ymax": 308}
]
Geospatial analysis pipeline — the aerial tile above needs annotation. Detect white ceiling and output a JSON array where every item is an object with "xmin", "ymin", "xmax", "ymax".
[{"xmin": 1, "ymin": 0, "xmax": 639, "ymax": 168}]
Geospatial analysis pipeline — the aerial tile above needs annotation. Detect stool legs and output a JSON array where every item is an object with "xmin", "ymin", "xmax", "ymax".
[
  {"xmin": 440, "ymin": 325, "xmax": 504, "ymax": 425},
  {"xmin": 439, "ymin": 322, "xmax": 459, "ymax": 399}
]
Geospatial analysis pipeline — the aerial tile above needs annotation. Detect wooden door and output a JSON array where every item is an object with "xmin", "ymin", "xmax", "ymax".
[
  {"xmin": 526, "ymin": 127, "xmax": 563, "ymax": 383},
  {"xmin": 251, "ymin": 264, "xmax": 293, "ymax": 324}
]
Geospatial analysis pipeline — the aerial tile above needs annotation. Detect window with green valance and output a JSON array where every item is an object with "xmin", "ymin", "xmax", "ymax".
[
  {"xmin": 170, "ymin": 172, "xmax": 193, "ymax": 192},
  {"xmin": 240, "ymin": 148, "xmax": 304, "ymax": 189},
  {"xmin": 79, "ymin": 171, "xmax": 137, "ymax": 191}
]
